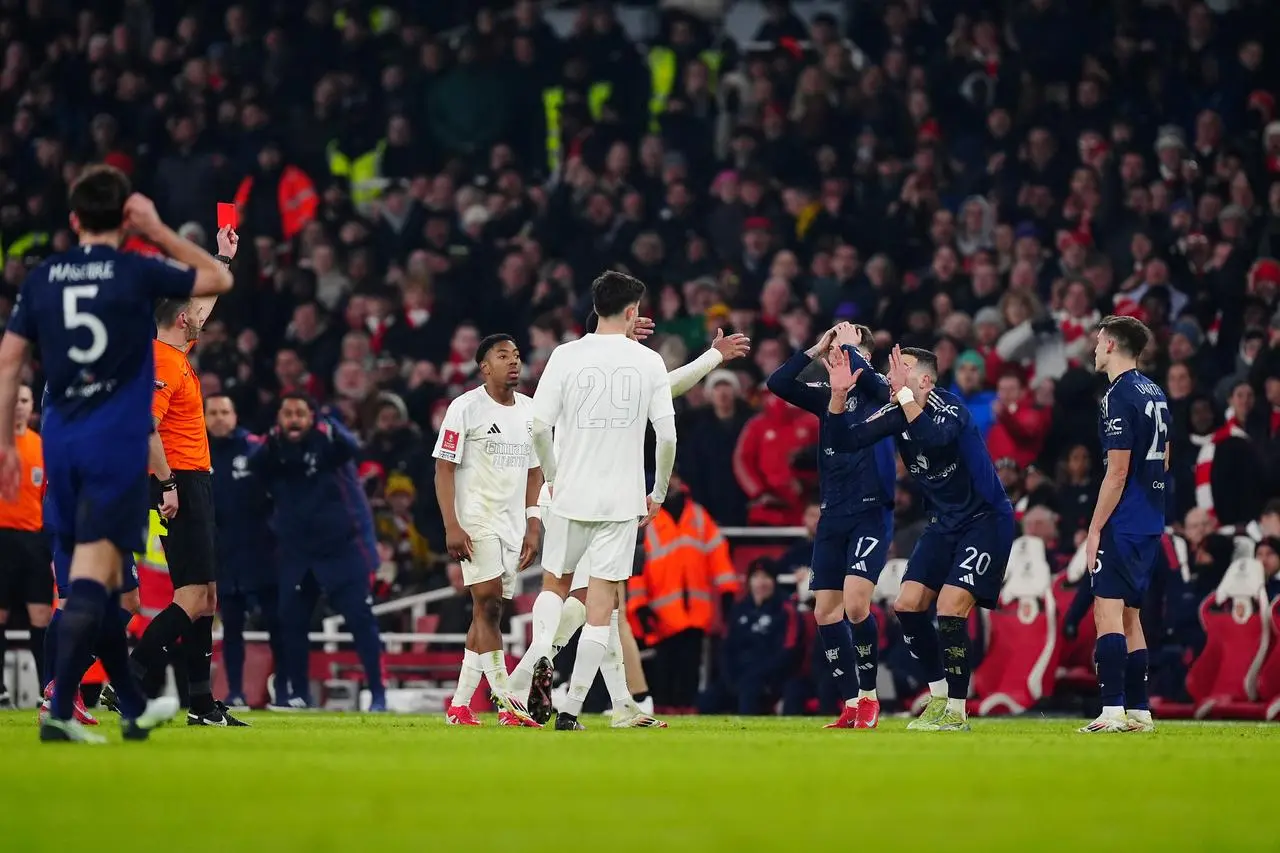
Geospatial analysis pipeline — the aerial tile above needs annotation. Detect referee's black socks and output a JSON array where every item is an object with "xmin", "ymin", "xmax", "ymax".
[
  {"xmin": 184, "ymin": 616, "xmax": 215, "ymax": 714},
  {"xmin": 130, "ymin": 602, "xmax": 191, "ymax": 697}
]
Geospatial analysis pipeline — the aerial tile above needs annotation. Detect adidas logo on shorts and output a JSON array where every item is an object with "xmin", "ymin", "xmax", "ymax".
[{"xmin": 487, "ymin": 424, "xmax": 501, "ymax": 435}]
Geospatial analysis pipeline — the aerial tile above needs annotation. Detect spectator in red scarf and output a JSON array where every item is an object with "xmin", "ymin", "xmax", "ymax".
[
  {"xmin": 440, "ymin": 322, "xmax": 481, "ymax": 395},
  {"xmin": 1195, "ymin": 380, "xmax": 1267, "ymax": 525},
  {"xmin": 986, "ymin": 369, "xmax": 1050, "ymax": 469},
  {"xmin": 273, "ymin": 346, "xmax": 324, "ymax": 399}
]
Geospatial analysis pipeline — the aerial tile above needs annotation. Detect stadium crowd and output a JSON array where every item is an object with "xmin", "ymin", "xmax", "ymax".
[{"xmin": 2, "ymin": 0, "xmax": 1280, "ymax": 713}]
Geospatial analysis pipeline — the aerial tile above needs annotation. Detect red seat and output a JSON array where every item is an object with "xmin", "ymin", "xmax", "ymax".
[
  {"xmin": 973, "ymin": 537, "xmax": 1060, "ymax": 715},
  {"xmin": 731, "ymin": 543, "xmax": 786, "ymax": 578},
  {"xmin": 211, "ymin": 641, "xmax": 275, "ymax": 708},
  {"xmin": 511, "ymin": 593, "xmax": 538, "ymax": 615},
  {"xmin": 1252, "ymin": 598, "xmax": 1280, "ymax": 720},
  {"xmin": 1185, "ymin": 561, "xmax": 1271, "ymax": 719},
  {"xmin": 1051, "ymin": 574, "xmax": 1096, "ymax": 688}
]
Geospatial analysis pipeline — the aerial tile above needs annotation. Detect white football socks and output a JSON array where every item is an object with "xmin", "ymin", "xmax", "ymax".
[
  {"xmin": 562, "ymin": 623, "xmax": 609, "ymax": 717},
  {"xmin": 946, "ymin": 697, "xmax": 967, "ymax": 716},
  {"xmin": 598, "ymin": 609, "xmax": 632, "ymax": 712},
  {"xmin": 481, "ymin": 649, "xmax": 509, "ymax": 695},
  {"xmin": 509, "ymin": 590, "xmax": 564, "ymax": 699},
  {"xmin": 552, "ymin": 596, "xmax": 587, "ymax": 655},
  {"xmin": 928, "ymin": 679, "xmax": 948, "ymax": 699},
  {"xmin": 452, "ymin": 649, "xmax": 483, "ymax": 708}
]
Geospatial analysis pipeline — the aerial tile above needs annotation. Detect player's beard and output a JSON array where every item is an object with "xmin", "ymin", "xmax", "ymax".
[{"xmin": 185, "ymin": 322, "xmax": 201, "ymax": 343}]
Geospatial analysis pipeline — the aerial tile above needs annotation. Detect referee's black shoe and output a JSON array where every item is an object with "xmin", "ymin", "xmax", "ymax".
[{"xmin": 188, "ymin": 699, "xmax": 250, "ymax": 727}]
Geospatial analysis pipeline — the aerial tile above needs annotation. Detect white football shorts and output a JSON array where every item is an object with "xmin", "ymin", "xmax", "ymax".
[
  {"xmin": 465, "ymin": 536, "xmax": 519, "ymax": 600},
  {"xmin": 541, "ymin": 511, "xmax": 638, "ymax": 583}
]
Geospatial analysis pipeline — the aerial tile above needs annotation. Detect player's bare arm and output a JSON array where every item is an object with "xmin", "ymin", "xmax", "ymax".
[
  {"xmin": 520, "ymin": 466, "xmax": 544, "ymax": 569},
  {"xmin": 123, "ymin": 193, "xmax": 233, "ymax": 297},
  {"xmin": 188, "ymin": 225, "xmax": 239, "ymax": 322},
  {"xmin": 149, "ymin": 415, "xmax": 179, "ymax": 520},
  {"xmin": 0, "ymin": 331, "xmax": 31, "ymax": 498},
  {"xmin": 433, "ymin": 459, "xmax": 473, "ymax": 562},
  {"xmin": 1085, "ymin": 449, "xmax": 1130, "ymax": 570}
]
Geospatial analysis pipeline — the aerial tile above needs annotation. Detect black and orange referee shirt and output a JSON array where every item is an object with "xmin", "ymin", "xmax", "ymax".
[{"xmin": 152, "ymin": 340, "xmax": 210, "ymax": 472}]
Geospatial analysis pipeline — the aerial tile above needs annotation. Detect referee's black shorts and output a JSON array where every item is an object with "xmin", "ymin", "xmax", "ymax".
[
  {"xmin": 0, "ymin": 528, "xmax": 54, "ymax": 610},
  {"xmin": 153, "ymin": 470, "xmax": 217, "ymax": 588}
]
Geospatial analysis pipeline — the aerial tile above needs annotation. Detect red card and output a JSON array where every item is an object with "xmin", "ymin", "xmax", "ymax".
[{"xmin": 216, "ymin": 203, "xmax": 238, "ymax": 229}]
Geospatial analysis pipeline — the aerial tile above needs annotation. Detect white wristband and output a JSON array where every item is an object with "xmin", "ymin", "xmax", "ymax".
[
  {"xmin": 525, "ymin": 506, "xmax": 541, "ymax": 520},
  {"xmin": 895, "ymin": 387, "xmax": 915, "ymax": 407}
]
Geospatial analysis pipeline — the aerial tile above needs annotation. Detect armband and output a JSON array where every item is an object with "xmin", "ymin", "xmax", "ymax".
[
  {"xmin": 895, "ymin": 387, "xmax": 915, "ymax": 407},
  {"xmin": 525, "ymin": 506, "xmax": 541, "ymax": 521},
  {"xmin": 159, "ymin": 477, "xmax": 178, "ymax": 493},
  {"xmin": 214, "ymin": 254, "xmax": 233, "ymax": 266}
]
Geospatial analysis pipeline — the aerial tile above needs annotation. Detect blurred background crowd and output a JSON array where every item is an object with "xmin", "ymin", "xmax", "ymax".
[{"xmin": 2, "ymin": 0, "xmax": 1280, "ymax": 713}]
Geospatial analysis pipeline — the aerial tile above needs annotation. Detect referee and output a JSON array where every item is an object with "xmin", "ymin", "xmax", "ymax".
[
  {"xmin": 125, "ymin": 226, "xmax": 246, "ymax": 726},
  {"xmin": 0, "ymin": 384, "xmax": 53, "ymax": 702}
]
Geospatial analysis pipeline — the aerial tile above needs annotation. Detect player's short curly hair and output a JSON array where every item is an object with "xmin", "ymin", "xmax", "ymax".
[
  {"xmin": 591, "ymin": 270, "xmax": 646, "ymax": 319},
  {"xmin": 1097, "ymin": 315, "xmax": 1151, "ymax": 357},
  {"xmin": 476, "ymin": 333, "xmax": 515, "ymax": 364}
]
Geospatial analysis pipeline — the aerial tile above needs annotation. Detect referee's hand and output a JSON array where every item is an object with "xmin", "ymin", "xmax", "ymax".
[{"xmin": 159, "ymin": 485, "xmax": 179, "ymax": 520}]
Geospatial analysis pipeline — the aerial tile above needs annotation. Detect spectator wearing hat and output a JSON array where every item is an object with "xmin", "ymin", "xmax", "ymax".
[
  {"xmin": 682, "ymin": 369, "xmax": 754, "ymax": 526},
  {"xmin": 373, "ymin": 472, "xmax": 437, "ymax": 597},
  {"xmin": 951, "ymin": 349, "xmax": 997, "ymax": 437},
  {"xmin": 699, "ymin": 559, "xmax": 799, "ymax": 716}
]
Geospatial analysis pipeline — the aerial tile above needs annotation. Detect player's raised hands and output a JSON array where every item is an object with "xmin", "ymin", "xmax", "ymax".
[
  {"xmin": 446, "ymin": 523, "xmax": 474, "ymax": 562},
  {"xmin": 631, "ymin": 316, "xmax": 656, "ymax": 342},
  {"xmin": 832, "ymin": 322, "xmax": 860, "ymax": 348},
  {"xmin": 886, "ymin": 345, "xmax": 910, "ymax": 395},
  {"xmin": 822, "ymin": 345, "xmax": 860, "ymax": 395},
  {"xmin": 122, "ymin": 193, "xmax": 163, "ymax": 240},
  {"xmin": 710, "ymin": 328, "xmax": 750, "ymax": 361},
  {"xmin": 216, "ymin": 225, "xmax": 239, "ymax": 260}
]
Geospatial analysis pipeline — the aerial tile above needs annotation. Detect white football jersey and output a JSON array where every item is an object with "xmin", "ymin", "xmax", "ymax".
[
  {"xmin": 431, "ymin": 386, "xmax": 538, "ymax": 547},
  {"xmin": 533, "ymin": 334, "xmax": 674, "ymax": 522}
]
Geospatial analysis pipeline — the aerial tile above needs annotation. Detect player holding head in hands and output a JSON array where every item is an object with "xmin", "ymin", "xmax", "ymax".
[
  {"xmin": 0, "ymin": 166, "xmax": 232, "ymax": 742},
  {"xmin": 531, "ymin": 271, "xmax": 677, "ymax": 730},
  {"xmin": 766, "ymin": 322, "xmax": 895, "ymax": 729},
  {"xmin": 1080, "ymin": 316, "xmax": 1169, "ymax": 733},
  {"xmin": 433, "ymin": 333, "xmax": 543, "ymax": 726},
  {"xmin": 824, "ymin": 343, "xmax": 1013, "ymax": 731}
]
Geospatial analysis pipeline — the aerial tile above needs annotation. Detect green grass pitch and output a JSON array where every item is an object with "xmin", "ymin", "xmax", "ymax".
[{"xmin": 2, "ymin": 710, "xmax": 1278, "ymax": 852}]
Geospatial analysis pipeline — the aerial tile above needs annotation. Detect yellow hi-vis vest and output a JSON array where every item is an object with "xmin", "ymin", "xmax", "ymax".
[
  {"xmin": 334, "ymin": 6, "xmax": 395, "ymax": 34},
  {"xmin": 542, "ymin": 82, "xmax": 612, "ymax": 171},
  {"xmin": 327, "ymin": 139, "xmax": 387, "ymax": 211},
  {"xmin": 646, "ymin": 46, "xmax": 722, "ymax": 132},
  {"xmin": 134, "ymin": 510, "xmax": 169, "ymax": 619}
]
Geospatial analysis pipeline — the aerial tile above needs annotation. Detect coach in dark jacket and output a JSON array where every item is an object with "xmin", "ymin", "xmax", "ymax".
[
  {"xmin": 207, "ymin": 393, "xmax": 280, "ymax": 706},
  {"xmin": 699, "ymin": 562, "xmax": 799, "ymax": 715},
  {"xmin": 248, "ymin": 393, "xmax": 386, "ymax": 710}
]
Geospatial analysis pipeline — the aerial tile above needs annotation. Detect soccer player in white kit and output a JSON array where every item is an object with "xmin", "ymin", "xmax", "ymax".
[
  {"xmin": 530, "ymin": 271, "xmax": 678, "ymax": 730},
  {"xmin": 507, "ymin": 321, "xmax": 748, "ymax": 727},
  {"xmin": 433, "ymin": 334, "xmax": 543, "ymax": 726}
]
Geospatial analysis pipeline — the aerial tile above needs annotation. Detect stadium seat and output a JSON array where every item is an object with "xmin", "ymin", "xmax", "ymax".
[
  {"xmin": 1052, "ymin": 543, "xmax": 1097, "ymax": 692},
  {"xmin": 973, "ymin": 537, "xmax": 1059, "ymax": 715},
  {"xmin": 1185, "ymin": 558, "xmax": 1272, "ymax": 719},
  {"xmin": 1252, "ymin": 598, "xmax": 1280, "ymax": 721},
  {"xmin": 511, "ymin": 593, "xmax": 538, "ymax": 615}
]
